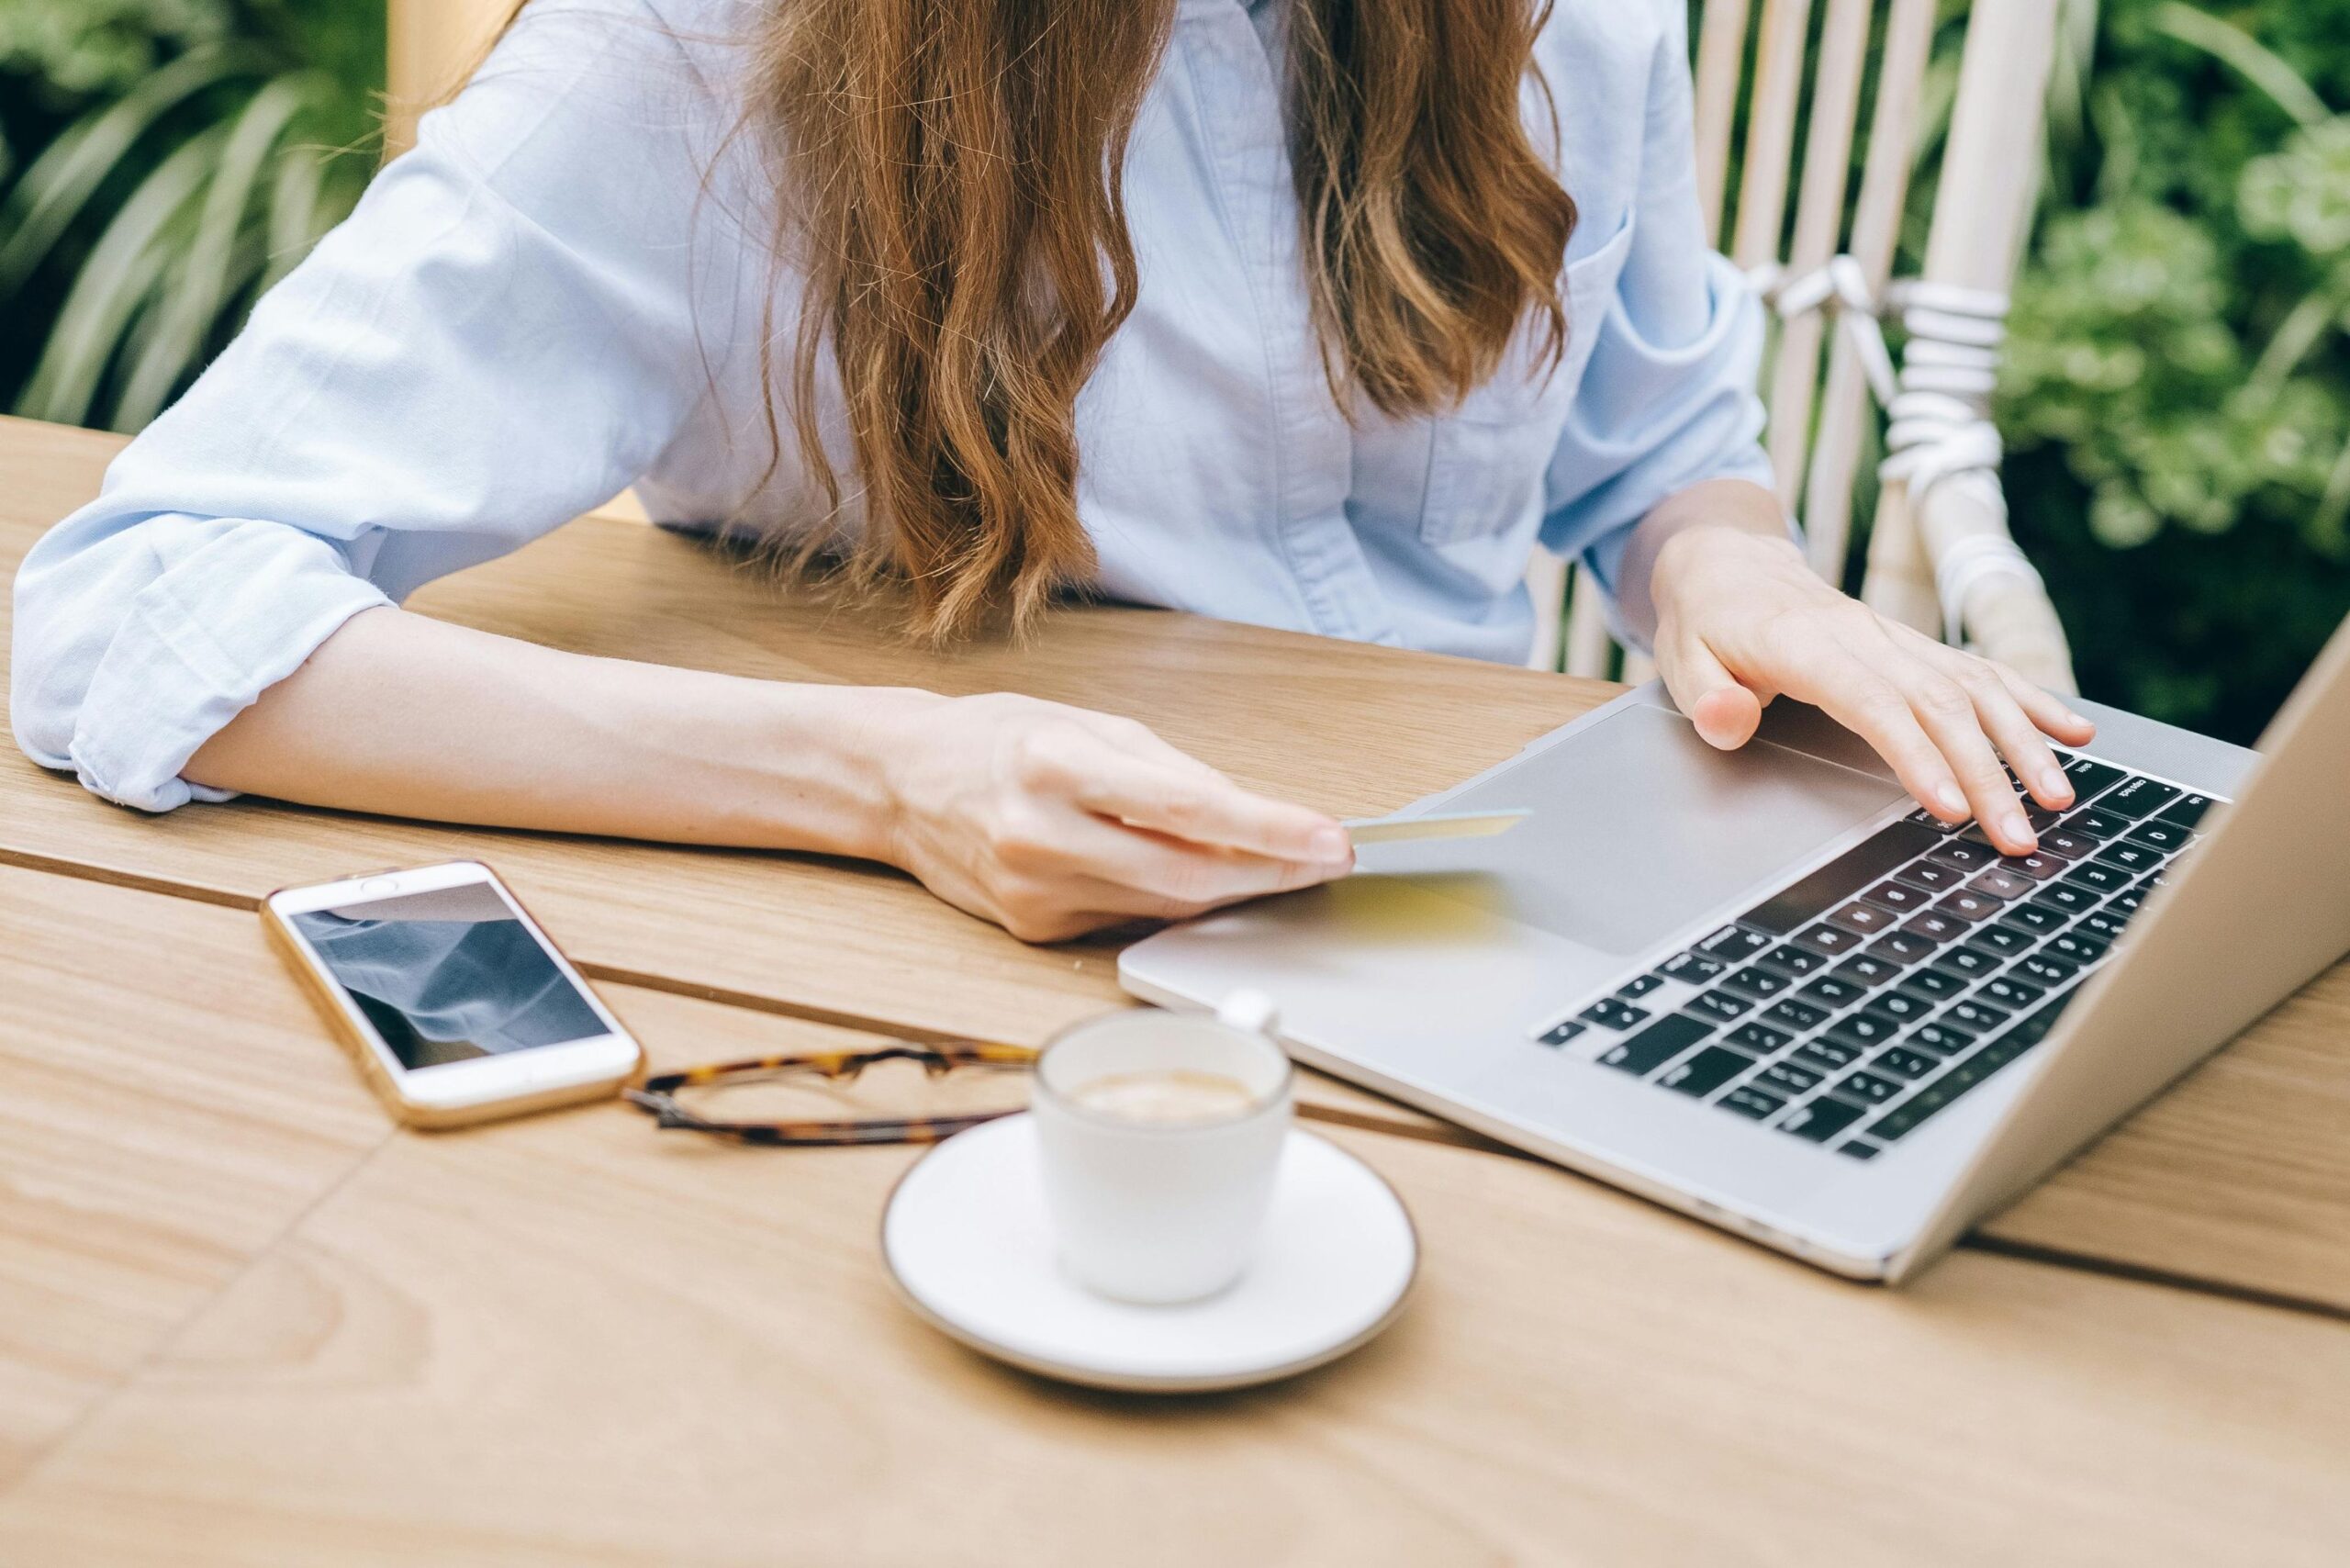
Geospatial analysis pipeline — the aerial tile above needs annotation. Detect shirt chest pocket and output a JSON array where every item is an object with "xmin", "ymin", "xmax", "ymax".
[{"xmin": 1418, "ymin": 214, "xmax": 1637, "ymax": 545}]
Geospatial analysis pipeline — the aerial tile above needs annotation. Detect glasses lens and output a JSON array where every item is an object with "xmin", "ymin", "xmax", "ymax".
[{"xmin": 668, "ymin": 1056, "xmax": 1032, "ymax": 1130}]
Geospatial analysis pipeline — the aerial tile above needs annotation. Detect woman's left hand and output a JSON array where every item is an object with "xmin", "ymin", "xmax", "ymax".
[{"xmin": 1647, "ymin": 523, "xmax": 2098, "ymax": 857}]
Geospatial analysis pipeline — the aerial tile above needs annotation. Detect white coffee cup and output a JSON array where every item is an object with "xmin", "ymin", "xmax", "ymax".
[{"xmin": 1029, "ymin": 992, "xmax": 1292, "ymax": 1305}]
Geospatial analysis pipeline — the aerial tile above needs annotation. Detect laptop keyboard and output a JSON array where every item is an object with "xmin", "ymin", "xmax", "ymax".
[{"xmin": 1534, "ymin": 753, "xmax": 2226, "ymax": 1161}]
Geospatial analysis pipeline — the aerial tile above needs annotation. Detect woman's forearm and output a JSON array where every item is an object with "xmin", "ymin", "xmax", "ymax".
[{"xmin": 185, "ymin": 607, "xmax": 924, "ymax": 857}]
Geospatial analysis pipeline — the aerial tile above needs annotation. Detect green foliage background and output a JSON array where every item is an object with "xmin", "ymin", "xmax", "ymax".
[{"xmin": 3, "ymin": 0, "xmax": 2346, "ymax": 745}]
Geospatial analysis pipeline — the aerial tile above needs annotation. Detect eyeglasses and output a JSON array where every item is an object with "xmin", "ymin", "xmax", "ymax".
[{"xmin": 625, "ymin": 1041, "xmax": 1040, "ymax": 1147}]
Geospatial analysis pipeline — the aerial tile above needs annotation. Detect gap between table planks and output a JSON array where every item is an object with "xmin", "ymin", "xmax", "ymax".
[
  {"xmin": 3, "ymin": 416, "xmax": 2345, "ymax": 1315},
  {"xmin": 3, "ymin": 869, "xmax": 2346, "ymax": 1567}
]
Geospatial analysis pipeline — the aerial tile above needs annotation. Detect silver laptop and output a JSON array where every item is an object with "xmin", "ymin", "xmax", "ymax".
[{"xmin": 1121, "ymin": 616, "xmax": 2350, "ymax": 1282}]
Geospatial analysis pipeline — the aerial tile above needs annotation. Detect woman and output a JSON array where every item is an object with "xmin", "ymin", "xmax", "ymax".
[{"xmin": 10, "ymin": 0, "xmax": 2091, "ymax": 943}]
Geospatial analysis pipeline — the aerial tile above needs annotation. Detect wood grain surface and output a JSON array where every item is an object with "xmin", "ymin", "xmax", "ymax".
[
  {"xmin": 3, "ymin": 416, "xmax": 2344, "ymax": 1314},
  {"xmin": 3, "ymin": 1041, "xmax": 2344, "ymax": 1566}
]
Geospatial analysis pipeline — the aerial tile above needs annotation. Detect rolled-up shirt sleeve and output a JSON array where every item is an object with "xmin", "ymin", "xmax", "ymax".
[
  {"xmin": 1539, "ymin": 6, "xmax": 1776, "ymax": 633},
  {"xmin": 9, "ymin": 0, "xmax": 736, "ymax": 812}
]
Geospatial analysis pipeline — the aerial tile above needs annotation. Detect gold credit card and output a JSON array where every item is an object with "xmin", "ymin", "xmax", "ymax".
[{"xmin": 1343, "ymin": 808, "xmax": 1532, "ymax": 846}]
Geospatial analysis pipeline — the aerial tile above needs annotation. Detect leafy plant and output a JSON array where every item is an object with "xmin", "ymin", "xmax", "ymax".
[
  {"xmin": 1998, "ymin": 0, "xmax": 2350, "ymax": 741},
  {"xmin": 0, "ymin": 0, "xmax": 381, "ymax": 431}
]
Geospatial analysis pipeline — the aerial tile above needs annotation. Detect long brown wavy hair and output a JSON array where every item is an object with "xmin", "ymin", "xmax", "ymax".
[{"xmin": 464, "ymin": 0, "xmax": 1576, "ymax": 634}]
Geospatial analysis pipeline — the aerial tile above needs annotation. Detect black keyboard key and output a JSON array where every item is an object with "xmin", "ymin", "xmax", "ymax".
[
  {"xmin": 1825, "ymin": 1008, "xmax": 1902, "ymax": 1051},
  {"xmin": 2016, "ymin": 953, "xmax": 2077, "ymax": 987},
  {"xmin": 1901, "ymin": 911, "xmax": 1967, "ymax": 945},
  {"xmin": 2108, "ymin": 889, "xmax": 2146, "ymax": 917},
  {"xmin": 1596, "ymin": 1014, "xmax": 1712, "ymax": 1076},
  {"xmin": 2047, "ymin": 931, "xmax": 2109, "ymax": 965},
  {"xmin": 1658, "ymin": 1045, "xmax": 1756, "ymax": 1098},
  {"xmin": 1907, "ymin": 1021, "xmax": 1976, "ymax": 1056},
  {"xmin": 1979, "ymin": 975, "xmax": 2044, "ymax": 1011},
  {"xmin": 2125, "ymin": 818, "xmax": 2193, "ymax": 856},
  {"xmin": 1934, "ymin": 946, "xmax": 2000, "ymax": 981},
  {"xmin": 1935, "ymin": 889, "xmax": 2002, "ymax": 924},
  {"xmin": 1874, "ymin": 990, "xmax": 1932, "ymax": 1025},
  {"xmin": 1903, "ymin": 967, "xmax": 1966, "ymax": 1001},
  {"xmin": 2022, "ymin": 798, "xmax": 2065, "ymax": 832},
  {"xmin": 1834, "ymin": 954, "xmax": 1901, "ymax": 988},
  {"xmin": 2036, "ymin": 827, "xmax": 2097, "ymax": 861},
  {"xmin": 2002, "ymin": 902, "xmax": 2065, "ymax": 935},
  {"xmin": 2069, "ymin": 859, "xmax": 2132, "ymax": 894},
  {"xmin": 1832, "ymin": 1070, "xmax": 1905, "ymax": 1105},
  {"xmin": 1925, "ymin": 838, "xmax": 1996, "ymax": 872},
  {"xmin": 1874, "ymin": 929, "xmax": 1939, "ymax": 967},
  {"xmin": 2094, "ymin": 840, "xmax": 2163, "ymax": 877},
  {"xmin": 1876, "ymin": 1046, "xmax": 1941, "ymax": 1079},
  {"xmin": 2101, "ymin": 776, "xmax": 2180, "ymax": 820},
  {"xmin": 1779, "ymin": 1096, "xmax": 1865, "ymax": 1142},
  {"xmin": 1761, "ymin": 1060, "xmax": 1825, "ymax": 1095},
  {"xmin": 1617, "ymin": 973, "xmax": 1665, "ymax": 1001},
  {"xmin": 1719, "ymin": 966, "xmax": 1791, "ymax": 1001},
  {"xmin": 1689, "ymin": 989, "xmax": 1755, "ymax": 1024},
  {"xmin": 1721, "ymin": 1084, "xmax": 1787, "ymax": 1120},
  {"xmin": 1906, "ymin": 806, "xmax": 1964, "ymax": 832},
  {"xmin": 2036, "ymin": 881, "xmax": 2100, "ymax": 915},
  {"xmin": 1659, "ymin": 951, "xmax": 1724, "ymax": 984},
  {"xmin": 1741, "ymin": 821, "xmax": 1942, "ymax": 935},
  {"xmin": 1795, "ymin": 1038, "xmax": 1865, "ymax": 1071},
  {"xmin": 1790, "ymin": 923, "xmax": 1867, "ymax": 959},
  {"xmin": 2076, "ymin": 909, "xmax": 2125, "ymax": 943},
  {"xmin": 1946, "ymin": 999, "xmax": 2011, "ymax": 1034},
  {"xmin": 1824, "ymin": 901, "xmax": 1899, "ymax": 937},
  {"xmin": 2155, "ymin": 792, "xmax": 2218, "ymax": 831},
  {"xmin": 1762, "ymin": 997, "xmax": 1830, "ymax": 1032},
  {"xmin": 1968, "ymin": 868, "xmax": 2035, "ymax": 902},
  {"xmin": 1895, "ymin": 859, "xmax": 1965, "ymax": 894},
  {"xmin": 1697, "ymin": 925, "xmax": 1773, "ymax": 961},
  {"xmin": 2061, "ymin": 754, "xmax": 2126, "ymax": 802},
  {"xmin": 1998, "ymin": 850, "xmax": 2066, "ymax": 882},
  {"xmin": 1539, "ymin": 1019, "xmax": 1588, "ymax": 1047},
  {"xmin": 1581, "ymin": 998, "xmax": 1651, "ymax": 1031},
  {"xmin": 1728, "ymin": 1022, "xmax": 1794, "ymax": 1055},
  {"xmin": 1759, "ymin": 944, "xmax": 1828, "ymax": 978},
  {"xmin": 2064, "ymin": 807, "xmax": 2128, "ymax": 840},
  {"xmin": 1799, "ymin": 975, "xmax": 1865, "ymax": 1010},
  {"xmin": 1860, "ymin": 879, "xmax": 1934, "ymax": 915},
  {"xmin": 1965, "ymin": 923, "xmax": 2032, "ymax": 958},
  {"xmin": 1837, "ymin": 1139, "xmax": 1883, "ymax": 1160}
]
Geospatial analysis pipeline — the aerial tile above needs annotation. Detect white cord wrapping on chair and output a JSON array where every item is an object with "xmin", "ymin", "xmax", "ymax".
[
  {"xmin": 1875, "ymin": 280, "xmax": 2042, "ymax": 646},
  {"xmin": 1750, "ymin": 262, "xmax": 2041, "ymax": 648}
]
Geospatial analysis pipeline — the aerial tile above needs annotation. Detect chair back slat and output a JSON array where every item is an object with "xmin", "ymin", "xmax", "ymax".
[
  {"xmin": 1728, "ymin": 0, "xmax": 1818, "ymax": 272},
  {"xmin": 1797, "ymin": 0, "xmax": 1938, "ymax": 577},
  {"xmin": 1691, "ymin": 0, "xmax": 1756, "ymax": 248},
  {"xmin": 1762, "ymin": 0, "xmax": 1875, "ymax": 505}
]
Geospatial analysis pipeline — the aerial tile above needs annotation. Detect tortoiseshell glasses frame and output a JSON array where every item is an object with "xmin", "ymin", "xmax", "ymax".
[{"xmin": 624, "ymin": 1041, "xmax": 1040, "ymax": 1147}]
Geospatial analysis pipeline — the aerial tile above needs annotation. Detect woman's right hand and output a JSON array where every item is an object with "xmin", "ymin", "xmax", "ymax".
[{"xmin": 869, "ymin": 692, "xmax": 1354, "ymax": 943}]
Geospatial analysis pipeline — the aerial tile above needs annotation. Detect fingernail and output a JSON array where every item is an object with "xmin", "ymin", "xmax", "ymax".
[
  {"xmin": 2039, "ymin": 768, "xmax": 2071, "ymax": 801},
  {"xmin": 1309, "ymin": 826, "xmax": 1348, "ymax": 861},
  {"xmin": 2002, "ymin": 812, "xmax": 2034, "ymax": 846},
  {"xmin": 1934, "ymin": 784, "xmax": 1968, "ymax": 817}
]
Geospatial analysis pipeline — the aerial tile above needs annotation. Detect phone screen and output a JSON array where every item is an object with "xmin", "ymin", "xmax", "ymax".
[{"xmin": 287, "ymin": 880, "xmax": 607, "ymax": 1070}]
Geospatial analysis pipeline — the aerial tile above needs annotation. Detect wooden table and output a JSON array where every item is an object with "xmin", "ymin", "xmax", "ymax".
[{"xmin": 3, "ymin": 416, "xmax": 2344, "ymax": 1563}]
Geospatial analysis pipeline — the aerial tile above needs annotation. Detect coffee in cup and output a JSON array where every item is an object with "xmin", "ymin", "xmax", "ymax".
[{"xmin": 1029, "ymin": 992, "xmax": 1292, "ymax": 1305}]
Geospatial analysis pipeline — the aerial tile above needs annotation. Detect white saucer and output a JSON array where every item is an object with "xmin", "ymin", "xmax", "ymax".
[{"xmin": 881, "ymin": 1114, "xmax": 1417, "ymax": 1393}]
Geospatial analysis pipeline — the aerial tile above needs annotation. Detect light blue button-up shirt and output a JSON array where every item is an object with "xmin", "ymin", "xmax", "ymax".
[{"xmin": 10, "ymin": 0, "xmax": 1770, "ymax": 813}]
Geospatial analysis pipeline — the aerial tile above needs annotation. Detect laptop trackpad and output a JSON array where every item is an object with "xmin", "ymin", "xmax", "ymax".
[{"xmin": 1355, "ymin": 703, "xmax": 1907, "ymax": 955}]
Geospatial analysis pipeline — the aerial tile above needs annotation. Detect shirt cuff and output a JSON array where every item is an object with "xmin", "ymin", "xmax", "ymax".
[{"xmin": 67, "ymin": 529, "xmax": 392, "ymax": 812}]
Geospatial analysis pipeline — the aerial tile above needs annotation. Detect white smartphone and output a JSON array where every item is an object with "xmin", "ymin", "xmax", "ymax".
[{"xmin": 263, "ymin": 860, "xmax": 643, "ymax": 1127}]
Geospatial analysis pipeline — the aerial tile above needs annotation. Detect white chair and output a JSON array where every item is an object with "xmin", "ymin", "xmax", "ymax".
[{"xmin": 1530, "ymin": 0, "xmax": 2079, "ymax": 696}]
